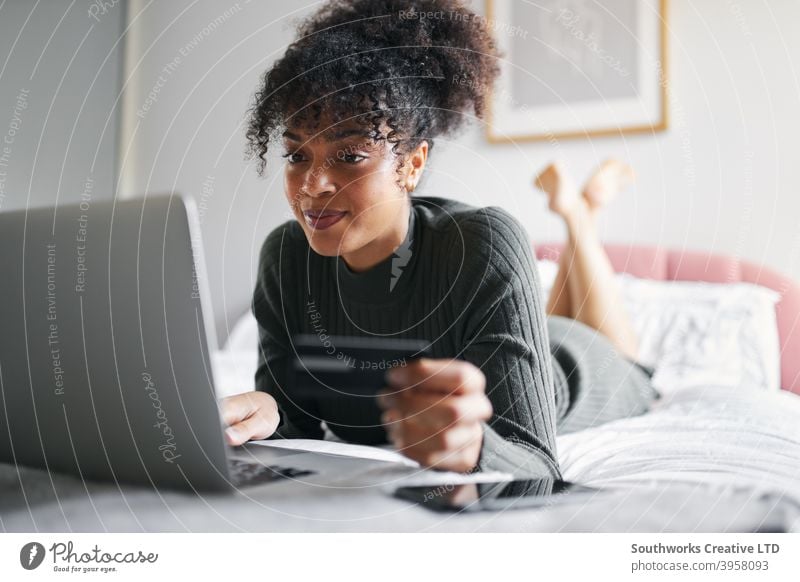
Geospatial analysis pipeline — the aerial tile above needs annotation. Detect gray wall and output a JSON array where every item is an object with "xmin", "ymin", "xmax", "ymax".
[
  {"xmin": 117, "ymin": 0, "xmax": 800, "ymax": 348},
  {"xmin": 124, "ymin": 0, "xmax": 800, "ymax": 352},
  {"xmin": 119, "ymin": 0, "xmax": 318, "ymax": 347},
  {"xmin": 3, "ymin": 1, "xmax": 799, "ymax": 351},
  {"xmin": 0, "ymin": 0, "xmax": 124, "ymax": 212}
]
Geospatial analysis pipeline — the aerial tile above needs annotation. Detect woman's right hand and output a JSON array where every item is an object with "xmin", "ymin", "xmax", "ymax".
[{"xmin": 219, "ymin": 391, "xmax": 280, "ymax": 446}]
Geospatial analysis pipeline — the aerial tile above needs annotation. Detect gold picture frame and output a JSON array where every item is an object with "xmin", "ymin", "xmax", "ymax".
[{"xmin": 485, "ymin": 0, "xmax": 669, "ymax": 144}]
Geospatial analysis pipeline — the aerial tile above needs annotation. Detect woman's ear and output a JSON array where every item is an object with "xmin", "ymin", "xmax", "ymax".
[{"xmin": 404, "ymin": 140, "xmax": 429, "ymax": 192}]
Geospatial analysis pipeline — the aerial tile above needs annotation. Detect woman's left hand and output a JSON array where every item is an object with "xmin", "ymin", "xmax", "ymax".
[{"xmin": 377, "ymin": 358, "xmax": 493, "ymax": 473}]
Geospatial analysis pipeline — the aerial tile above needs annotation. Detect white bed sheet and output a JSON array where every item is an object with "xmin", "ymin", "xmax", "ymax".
[
  {"xmin": 211, "ymin": 347, "xmax": 800, "ymax": 515},
  {"xmin": 556, "ymin": 386, "xmax": 800, "ymax": 506}
]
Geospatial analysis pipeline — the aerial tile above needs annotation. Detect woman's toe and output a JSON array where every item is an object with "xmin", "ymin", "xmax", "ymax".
[{"xmin": 583, "ymin": 159, "xmax": 635, "ymax": 209}]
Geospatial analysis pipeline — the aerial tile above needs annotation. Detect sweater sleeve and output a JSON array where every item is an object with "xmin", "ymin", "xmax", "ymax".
[
  {"xmin": 252, "ymin": 227, "xmax": 324, "ymax": 440},
  {"xmin": 448, "ymin": 207, "xmax": 563, "ymax": 479}
]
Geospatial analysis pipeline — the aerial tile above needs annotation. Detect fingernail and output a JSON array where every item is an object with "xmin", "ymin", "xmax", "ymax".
[{"xmin": 225, "ymin": 427, "xmax": 238, "ymax": 442}]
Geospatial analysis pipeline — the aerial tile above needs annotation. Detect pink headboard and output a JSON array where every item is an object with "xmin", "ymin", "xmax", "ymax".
[{"xmin": 535, "ymin": 244, "xmax": 800, "ymax": 395}]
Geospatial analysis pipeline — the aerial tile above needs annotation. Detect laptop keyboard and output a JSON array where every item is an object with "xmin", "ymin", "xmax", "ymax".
[{"xmin": 228, "ymin": 458, "xmax": 316, "ymax": 487}]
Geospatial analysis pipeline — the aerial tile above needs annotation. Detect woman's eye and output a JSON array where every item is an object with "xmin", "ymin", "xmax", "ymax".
[
  {"xmin": 341, "ymin": 153, "xmax": 365, "ymax": 164},
  {"xmin": 281, "ymin": 151, "xmax": 365, "ymax": 165},
  {"xmin": 281, "ymin": 151, "xmax": 305, "ymax": 164}
]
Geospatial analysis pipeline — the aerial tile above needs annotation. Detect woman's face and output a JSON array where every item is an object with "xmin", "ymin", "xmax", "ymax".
[{"xmin": 282, "ymin": 122, "xmax": 426, "ymax": 272}]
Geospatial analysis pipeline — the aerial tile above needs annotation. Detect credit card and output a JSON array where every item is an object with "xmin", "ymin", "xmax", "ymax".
[{"xmin": 287, "ymin": 334, "xmax": 430, "ymax": 399}]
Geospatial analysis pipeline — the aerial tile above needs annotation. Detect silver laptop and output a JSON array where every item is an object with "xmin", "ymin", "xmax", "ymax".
[{"xmin": 0, "ymin": 195, "xmax": 336, "ymax": 492}]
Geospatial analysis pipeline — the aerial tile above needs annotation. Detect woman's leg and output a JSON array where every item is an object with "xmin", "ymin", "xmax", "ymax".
[
  {"xmin": 534, "ymin": 160, "xmax": 639, "ymax": 360},
  {"xmin": 544, "ymin": 244, "xmax": 573, "ymax": 318},
  {"xmin": 535, "ymin": 163, "xmax": 574, "ymax": 318}
]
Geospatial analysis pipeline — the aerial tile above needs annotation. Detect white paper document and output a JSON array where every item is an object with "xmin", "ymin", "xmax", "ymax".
[{"xmin": 249, "ymin": 439, "xmax": 514, "ymax": 488}]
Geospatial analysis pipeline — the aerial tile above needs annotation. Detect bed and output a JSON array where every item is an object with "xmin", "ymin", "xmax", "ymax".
[
  {"xmin": 533, "ymin": 245, "xmax": 800, "ymax": 528},
  {"xmin": 2, "ymin": 245, "xmax": 799, "ymax": 532},
  {"xmin": 211, "ymin": 244, "xmax": 800, "ymax": 529}
]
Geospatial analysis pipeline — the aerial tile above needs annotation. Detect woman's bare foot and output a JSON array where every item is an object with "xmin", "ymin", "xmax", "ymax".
[
  {"xmin": 534, "ymin": 161, "xmax": 582, "ymax": 218},
  {"xmin": 582, "ymin": 159, "xmax": 635, "ymax": 211}
]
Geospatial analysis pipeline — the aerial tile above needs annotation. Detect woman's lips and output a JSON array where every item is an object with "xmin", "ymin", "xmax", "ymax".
[{"xmin": 303, "ymin": 209, "xmax": 348, "ymax": 230}]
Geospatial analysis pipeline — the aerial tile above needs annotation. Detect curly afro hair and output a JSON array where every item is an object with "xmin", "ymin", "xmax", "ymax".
[{"xmin": 245, "ymin": 0, "xmax": 501, "ymax": 177}]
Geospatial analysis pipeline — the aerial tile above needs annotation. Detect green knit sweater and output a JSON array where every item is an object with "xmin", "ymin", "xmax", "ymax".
[{"xmin": 253, "ymin": 196, "xmax": 569, "ymax": 478}]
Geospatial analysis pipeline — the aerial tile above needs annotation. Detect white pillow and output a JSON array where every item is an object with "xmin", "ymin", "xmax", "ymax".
[
  {"xmin": 535, "ymin": 257, "xmax": 560, "ymax": 299},
  {"xmin": 210, "ymin": 350, "xmax": 257, "ymax": 398},
  {"xmin": 224, "ymin": 309, "xmax": 259, "ymax": 352},
  {"xmin": 536, "ymin": 259, "xmax": 782, "ymax": 394},
  {"xmin": 213, "ymin": 310, "xmax": 259, "ymax": 398}
]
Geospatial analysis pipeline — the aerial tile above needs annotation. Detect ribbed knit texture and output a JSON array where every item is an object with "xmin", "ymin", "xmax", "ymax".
[
  {"xmin": 253, "ymin": 196, "xmax": 576, "ymax": 478},
  {"xmin": 255, "ymin": 196, "xmax": 660, "ymax": 479}
]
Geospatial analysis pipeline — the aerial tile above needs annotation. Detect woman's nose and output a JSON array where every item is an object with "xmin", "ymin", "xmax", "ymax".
[{"xmin": 302, "ymin": 162, "xmax": 336, "ymax": 198}]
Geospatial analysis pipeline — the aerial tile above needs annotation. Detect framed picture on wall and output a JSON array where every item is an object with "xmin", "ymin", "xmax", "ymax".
[{"xmin": 486, "ymin": 0, "xmax": 668, "ymax": 143}]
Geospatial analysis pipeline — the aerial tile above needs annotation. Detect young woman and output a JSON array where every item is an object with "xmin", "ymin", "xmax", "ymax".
[{"xmin": 220, "ymin": 0, "xmax": 658, "ymax": 478}]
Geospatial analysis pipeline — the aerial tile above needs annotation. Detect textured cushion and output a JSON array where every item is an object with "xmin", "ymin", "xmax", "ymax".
[{"xmin": 535, "ymin": 244, "xmax": 800, "ymax": 395}]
